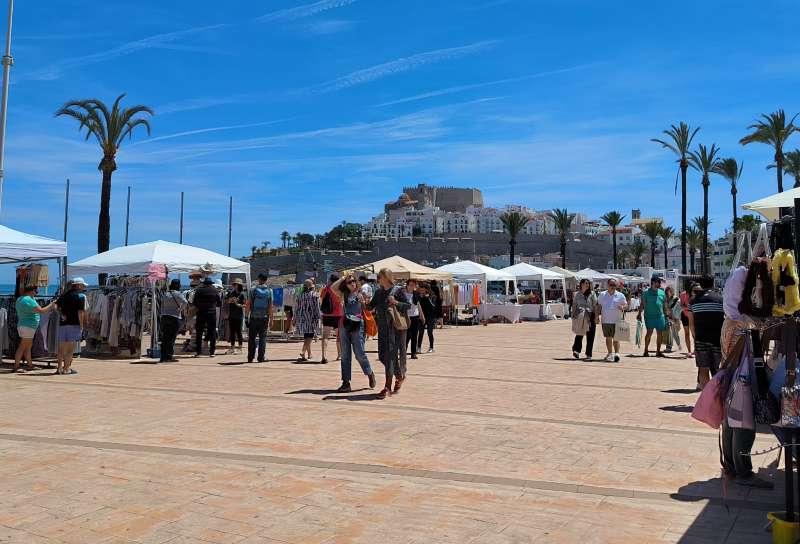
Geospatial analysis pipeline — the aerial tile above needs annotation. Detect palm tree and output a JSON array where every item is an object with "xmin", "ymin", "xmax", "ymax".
[
  {"xmin": 713, "ymin": 158, "xmax": 743, "ymax": 236},
  {"xmin": 55, "ymin": 94, "xmax": 154, "ymax": 268},
  {"xmin": 499, "ymin": 211, "xmax": 530, "ymax": 266},
  {"xmin": 686, "ymin": 226, "xmax": 702, "ymax": 274},
  {"xmin": 652, "ymin": 122, "xmax": 700, "ymax": 274},
  {"xmin": 641, "ymin": 221, "xmax": 663, "ymax": 267},
  {"xmin": 631, "ymin": 241, "xmax": 646, "ymax": 268},
  {"xmin": 692, "ymin": 216, "xmax": 711, "ymax": 275},
  {"xmin": 660, "ymin": 225, "xmax": 676, "ymax": 270},
  {"xmin": 688, "ymin": 143, "xmax": 722, "ymax": 275},
  {"xmin": 769, "ymin": 149, "xmax": 800, "ymax": 189},
  {"xmin": 280, "ymin": 231, "xmax": 290, "ymax": 248},
  {"xmin": 548, "ymin": 208, "xmax": 576, "ymax": 268},
  {"xmin": 600, "ymin": 210, "xmax": 626, "ymax": 269},
  {"xmin": 740, "ymin": 109, "xmax": 798, "ymax": 192},
  {"xmin": 734, "ymin": 214, "xmax": 762, "ymax": 234},
  {"xmin": 617, "ymin": 248, "xmax": 630, "ymax": 269}
]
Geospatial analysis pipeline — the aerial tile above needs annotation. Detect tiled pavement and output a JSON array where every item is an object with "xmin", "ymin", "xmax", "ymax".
[{"xmin": 0, "ymin": 320, "xmax": 783, "ymax": 543}]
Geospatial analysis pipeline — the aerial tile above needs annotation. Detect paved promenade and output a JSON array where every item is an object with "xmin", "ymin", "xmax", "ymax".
[{"xmin": 0, "ymin": 319, "xmax": 782, "ymax": 543}]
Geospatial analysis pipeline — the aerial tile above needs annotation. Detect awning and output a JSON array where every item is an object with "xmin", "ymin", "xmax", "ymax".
[
  {"xmin": 436, "ymin": 260, "xmax": 515, "ymax": 282},
  {"xmin": 354, "ymin": 255, "xmax": 452, "ymax": 281},
  {"xmin": 742, "ymin": 187, "xmax": 800, "ymax": 220},
  {"xmin": 0, "ymin": 224, "xmax": 67, "ymax": 263},
  {"xmin": 499, "ymin": 262, "xmax": 565, "ymax": 281},
  {"xmin": 68, "ymin": 240, "xmax": 250, "ymax": 277},
  {"xmin": 575, "ymin": 268, "xmax": 614, "ymax": 281}
]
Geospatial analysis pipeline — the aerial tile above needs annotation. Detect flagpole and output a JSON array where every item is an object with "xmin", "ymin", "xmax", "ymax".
[{"xmin": 0, "ymin": 0, "xmax": 14, "ymax": 217}]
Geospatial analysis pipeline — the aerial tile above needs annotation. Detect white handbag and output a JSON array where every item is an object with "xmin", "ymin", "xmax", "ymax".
[{"xmin": 614, "ymin": 320, "xmax": 632, "ymax": 343}]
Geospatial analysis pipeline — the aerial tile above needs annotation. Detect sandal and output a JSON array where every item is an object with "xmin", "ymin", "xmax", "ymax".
[
  {"xmin": 393, "ymin": 377, "xmax": 405, "ymax": 394},
  {"xmin": 376, "ymin": 388, "xmax": 391, "ymax": 400}
]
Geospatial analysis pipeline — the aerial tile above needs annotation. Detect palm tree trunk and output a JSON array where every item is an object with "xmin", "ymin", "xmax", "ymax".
[
  {"xmin": 663, "ymin": 240, "xmax": 668, "ymax": 269},
  {"xmin": 702, "ymin": 182, "xmax": 709, "ymax": 276},
  {"xmin": 732, "ymin": 190, "xmax": 738, "ymax": 236},
  {"xmin": 612, "ymin": 227, "xmax": 617, "ymax": 269},
  {"xmin": 680, "ymin": 162, "xmax": 687, "ymax": 274},
  {"xmin": 97, "ymin": 167, "xmax": 114, "ymax": 286},
  {"xmin": 777, "ymin": 152, "xmax": 784, "ymax": 193},
  {"xmin": 690, "ymin": 252, "xmax": 696, "ymax": 275},
  {"xmin": 509, "ymin": 239, "xmax": 515, "ymax": 267},
  {"xmin": 795, "ymin": 174, "xmax": 800, "ymax": 189},
  {"xmin": 560, "ymin": 238, "xmax": 566, "ymax": 268},
  {"xmin": 650, "ymin": 244, "xmax": 656, "ymax": 268}
]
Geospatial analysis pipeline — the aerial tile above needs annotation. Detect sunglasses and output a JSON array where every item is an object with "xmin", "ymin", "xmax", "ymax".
[{"xmin": 346, "ymin": 279, "xmax": 357, "ymax": 285}]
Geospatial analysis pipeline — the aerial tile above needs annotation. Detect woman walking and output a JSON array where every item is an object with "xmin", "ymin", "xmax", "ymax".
[
  {"xmin": 418, "ymin": 283, "xmax": 436, "ymax": 353},
  {"xmin": 225, "ymin": 279, "xmax": 246, "ymax": 354},
  {"xmin": 571, "ymin": 279, "xmax": 597, "ymax": 361},
  {"xmin": 159, "ymin": 279, "xmax": 187, "ymax": 363},
  {"xmin": 294, "ymin": 279, "xmax": 321, "ymax": 362},
  {"xmin": 403, "ymin": 279, "xmax": 423, "ymax": 360},
  {"xmin": 368, "ymin": 268, "xmax": 411, "ymax": 399},
  {"xmin": 329, "ymin": 274, "xmax": 377, "ymax": 392},
  {"xmin": 14, "ymin": 285, "xmax": 55, "ymax": 372}
]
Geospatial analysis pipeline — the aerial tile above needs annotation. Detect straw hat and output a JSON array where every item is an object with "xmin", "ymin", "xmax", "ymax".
[{"xmin": 232, "ymin": 278, "xmax": 245, "ymax": 286}]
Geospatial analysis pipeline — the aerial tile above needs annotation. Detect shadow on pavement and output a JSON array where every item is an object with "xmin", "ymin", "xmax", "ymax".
[
  {"xmin": 662, "ymin": 388, "xmax": 698, "ymax": 394},
  {"xmin": 286, "ymin": 388, "xmax": 341, "ymax": 395},
  {"xmin": 659, "ymin": 405, "xmax": 695, "ymax": 413},
  {"xmin": 323, "ymin": 393, "xmax": 379, "ymax": 401}
]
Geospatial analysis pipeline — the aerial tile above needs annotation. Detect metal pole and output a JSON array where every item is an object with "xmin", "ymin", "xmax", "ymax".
[
  {"xmin": 62, "ymin": 178, "xmax": 70, "ymax": 287},
  {"xmin": 124, "ymin": 185, "xmax": 131, "ymax": 246},
  {"xmin": 227, "ymin": 195, "xmax": 232, "ymax": 257},
  {"xmin": 0, "ymin": 0, "xmax": 13, "ymax": 217},
  {"xmin": 179, "ymin": 191, "xmax": 184, "ymax": 244}
]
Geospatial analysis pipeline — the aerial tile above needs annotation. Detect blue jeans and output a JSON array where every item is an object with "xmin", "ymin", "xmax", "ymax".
[{"xmin": 340, "ymin": 323, "xmax": 373, "ymax": 383}]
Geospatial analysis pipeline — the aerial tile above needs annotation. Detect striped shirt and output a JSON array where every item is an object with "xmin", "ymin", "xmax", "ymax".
[{"xmin": 689, "ymin": 291, "xmax": 724, "ymax": 346}]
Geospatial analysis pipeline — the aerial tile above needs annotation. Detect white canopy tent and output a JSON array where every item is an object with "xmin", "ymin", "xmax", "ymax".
[
  {"xmin": 575, "ymin": 268, "xmax": 614, "ymax": 282},
  {"xmin": 68, "ymin": 240, "xmax": 250, "ymax": 281},
  {"xmin": 437, "ymin": 260, "xmax": 516, "ymax": 301},
  {"xmin": 0, "ymin": 224, "xmax": 67, "ymax": 263},
  {"xmin": 742, "ymin": 187, "xmax": 800, "ymax": 221},
  {"xmin": 354, "ymin": 255, "xmax": 451, "ymax": 281},
  {"xmin": 499, "ymin": 263, "xmax": 566, "ymax": 300}
]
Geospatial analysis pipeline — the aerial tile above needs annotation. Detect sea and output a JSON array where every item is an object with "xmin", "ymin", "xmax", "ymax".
[{"xmin": 0, "ymin": 284, "xmax": 62, "ymax": 295}]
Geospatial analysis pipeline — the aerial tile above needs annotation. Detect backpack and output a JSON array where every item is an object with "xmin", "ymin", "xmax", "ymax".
[
  {"xmin": 320, "ymin": 288, "xmax": 333, "ymax": 314},
  {"xmin": 251, "ymin": 286, "xmax": 272, "ymax": 318}
]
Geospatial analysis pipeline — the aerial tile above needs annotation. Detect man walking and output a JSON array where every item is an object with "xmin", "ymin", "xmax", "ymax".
[
  {"xmin": 193, "ymin": 277, "xmax": 221, "ymax": 357},
  {"xmin": 247, "ymin": 274, "xmax": 274, "ymax": 363},
  {"xmin": 637, "ymin": 277, "xmax": 669, "ymax": 357},
  {"xmin": 597, "ymin": 279, "xmax": 628, "ymax": 362},
  {"xmin": 688, "ymin": 276, "xmax": 724, "ymax": 389}
]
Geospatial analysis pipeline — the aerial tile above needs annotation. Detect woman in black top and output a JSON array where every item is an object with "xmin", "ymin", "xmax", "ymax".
[
  {"xmin": 225, "ymin": 279, "xmax": 246, "ymax": 354},
  {"xmin": 417, "ymin": 283, "xmax": 436, "ymax": 352}
]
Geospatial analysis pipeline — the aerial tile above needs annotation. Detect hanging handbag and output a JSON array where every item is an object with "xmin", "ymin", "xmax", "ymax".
[
  {"xmin": 726, "ymin": 341, "xmax": 755, "ymax": 430},
  {"xmin": 614, "ymin": 320, "xmax": 631, "ymax": 343},
  {"xmin": 571, "ymin": 310, "xmax": 589, "ymax": 335},
  {"xmin": 388, "ymin": 305, "xmax": 409, "ymax": 331},
  {"xmin": 751, "ymin": 336, "xmax": 780, "ymax": 425},
  {"xmin": 693, "ymin": 339, "xmax": 742, "ymax": 429},
  {"xmin": 781, "ymin": 382, "xmax": 800, "ymax": 427},
  {"xmin": 363, "ymin": 309, "xmax": 377, "ymax": 337}
]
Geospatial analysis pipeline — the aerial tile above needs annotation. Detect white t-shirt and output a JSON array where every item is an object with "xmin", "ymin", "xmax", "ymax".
[{"xmin": 598, "ymin": 290, "xmax": 627, "ymax": 324}]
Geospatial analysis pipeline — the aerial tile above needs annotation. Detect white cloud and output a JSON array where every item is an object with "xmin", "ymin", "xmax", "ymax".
[
  {"xmin": 298, "ymin": 19, "xmax": 356, "ymax": 35},
  {"xmin": 133, "ymin": 118, "xmax": 294, "ymax": 145},
  {"xmin": 257, "ymin": 0, "xmax": 358, "ymax": 23},
  {"xmin": 303, "ymin": 40, "xmax": 498, "ymax": 94}
]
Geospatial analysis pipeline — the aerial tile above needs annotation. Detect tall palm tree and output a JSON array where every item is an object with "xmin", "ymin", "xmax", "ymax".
[
  {"xmin": 499, "ymin": 211, "xmax": 530, "ymax": 266},
  {"xmin": 692, "ymin": 216, "xmax": 711, "ymax": 275},
  {"xmin": 280, "ymin": 231, "xmax": 290, "ymax": 248},
  {"xmin": 600, "ymin": 210, "xmax": 626, "ymax": 269},
  {"xmin": 641, "ymin": 221, "xmax": 663, "ymax": 267},
  {"xmin": 740, "ymin": 109, "xmax": 798, "ymax": 193},
  {"xmin": 769, "ymin": 149, "xmax": 800, "ymax": 189},
  {"xmin": 660, "ymin": 225, "xmax": 676, "ymax": 269},
  {"xmin": 55, "ymin": 94, "xmax": 154, "ymax": 266},
  {"xmin": 631, "ymin": 241, "xmax": 646, "ymax": 268},
  {"xmin": 688, "ymin": 143, "xmax": 722, "ymax": 275},
  {"xmin": 686, "ymin": 226, "xmax": 702, "ymax": 274},
  {"xmin": 652, "ymin": 122, "xmax": 700, "ymax": 274},
  {"xmin": 713, "ymin": 158, "xmax": 743, "ymax": 236},
  {"xmin": 617, "ymin": 248, "xmax": 630, "ymax": 269},
  {"xmin": 548, "ymin": 209, "xmax": 576, "ymax": 268},
  {"xmin": 734, "ymin": 214, "xmax": 762, "ymax": 234}
]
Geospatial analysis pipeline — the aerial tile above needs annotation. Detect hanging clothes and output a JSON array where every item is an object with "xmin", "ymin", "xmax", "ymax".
[{"xmin": 772, "ymin": 249, "xmax": 800, "ymax": 316}]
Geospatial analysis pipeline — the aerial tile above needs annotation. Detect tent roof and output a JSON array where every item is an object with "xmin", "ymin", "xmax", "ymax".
[
  {"xmin": 68, "ymin": 240, "xmax": 250, "ymax": 276},
  {"xmin": 356, "ymin": 255, "xmax": 452, "ymax": 280},
  {"xmin": 436, "ymin": 260, "xmax": 515, "ymax": 282},
  {"xmin": 499, "ymin": 262, "xmax": 565, "ymax": 281},
  {"xmin": 547, "ymin": 266, "xmax": 578, "ymax": 279},
  {"xmin": 742, "ymin": 187, "xmax": 800, "ymax": 220},
  {"xmin": 575, "ymin": 268, "xmax": 614, "ymax": 281},
  {"xmin": 0, "ymin": 225, "xmax": 67, "ymax": 263}
]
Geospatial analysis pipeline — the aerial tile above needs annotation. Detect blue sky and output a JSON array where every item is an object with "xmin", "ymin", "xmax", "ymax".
[{"xmin": 2, "ymin": 0, "xmax": 800, "ymax": 280}]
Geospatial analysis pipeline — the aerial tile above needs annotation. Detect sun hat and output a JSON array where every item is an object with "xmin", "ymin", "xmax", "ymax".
[
  {"xmin": 232, "ymin": 278, "xmax": 245, "ymax": 286},
  {"xmin": 71, "ymin": 277, "xmax": 88, "ymax": 287}
]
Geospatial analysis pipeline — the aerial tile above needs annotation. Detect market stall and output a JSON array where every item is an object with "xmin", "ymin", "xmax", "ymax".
[
  {"xmin": 575, "ymin": 268, "xmax": 614, "ymax": 287},
  {"xmin": 437, "ymin": 260, "xmax": 519, "ymax": 323},
  {"xmin": 355, "ymin": 255, "xmax": 452, "ymax": 281},
  {"xmin": 499, "ymin": 263, "xmax": 566, "ymax": 320},
  {"xmin": 68, "ymin": 241, "xmax": 251, "ymax": 358}
]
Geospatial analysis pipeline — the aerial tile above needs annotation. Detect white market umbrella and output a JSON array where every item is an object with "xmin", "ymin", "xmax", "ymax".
[
  {"xmin": 0, "ymin": 224, "xmax": 66, "ymax": 263},
  {"xmin": 742, "ymin": 187, "xmax": 800, "ymax": 221}
]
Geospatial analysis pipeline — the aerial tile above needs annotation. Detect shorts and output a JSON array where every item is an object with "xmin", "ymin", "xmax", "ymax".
[
  {"xmin": 303, "ymin": 333, "xmax": 314, "ymax": 340},
  {"xmin": 58, "ymin": 325, "xmax": 82, "ymax": 343},
  {"xmin": 680, "ymin": 314, "xmax": 689, "ymax": 327},
  {"xmin": 17, "ymin": 326, "xmax": 36, "ymax": 339},
  {"xmin": 602, "ymin": 324, "xmax": 616, "ymax": 338},
  {"xmin": 322, "ymin": 316, "xmax": 341, "ymax": 328},
  {"xmin": 645, "ymin": 316, "xmax": 667, "ymax": 332},
  {"xmin": 695, "ymin": 342, "xmax": 722, "ymax": 372}
]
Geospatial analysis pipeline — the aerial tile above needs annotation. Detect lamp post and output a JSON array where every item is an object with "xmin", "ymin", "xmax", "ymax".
[{"xmin": 0, "ymin": 0, "xmax": 14, "ymax": 218}]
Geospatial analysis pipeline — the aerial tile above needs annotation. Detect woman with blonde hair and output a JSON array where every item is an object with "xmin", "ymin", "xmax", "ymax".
[{"xmin": 368, "ymin": 268, "xmax": 411, "ymax": 399}]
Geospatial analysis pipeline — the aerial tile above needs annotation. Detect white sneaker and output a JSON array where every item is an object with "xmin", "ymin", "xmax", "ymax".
[
  {"xmin": 613, "ymin": 353, "xmax": 620, "ymax": 363},
  {"xmin": 427, "ymin": 348, "xmax": 434, "ymax": 353},
  {"xmin": 572, "ymin": 351, "xmax": 580, "ymax": 360},
  {"xmin": 604, "ymin": 354, "xmax": 613, "ymax": 362}
]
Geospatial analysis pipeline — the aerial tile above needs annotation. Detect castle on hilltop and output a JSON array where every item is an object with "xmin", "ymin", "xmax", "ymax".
[{"xmin": 385, "ymin": 183, "xmax": 483, "ymax": 213}]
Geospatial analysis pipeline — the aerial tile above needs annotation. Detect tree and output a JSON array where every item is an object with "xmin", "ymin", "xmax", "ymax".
[
  {"xmin": 688, "ymin": 143, "xmax": 722, "ymax": 275},
  {"xmin": 692, "ymin": 216, "xmax": 711, "ymax": 275},
  {"xmin": 55, "ymin": 94, "xmax": 153, "ymax": 282},
  {"xmin": 548, "ymin": 209, "xmax": 575, "ymax": 268},
  {"xmin": 734, "ymin": 214, "xmax": 762, "ymax": 234},
  {"xmin": 686, "ymin": 226, "xmax": 702, "ymax": 274},
  {"xmin": 600, "ymin": 210, "xmax": 626, "ymax": 269},
  {"xmin": 740, "ymin": 109, "xmax": 798, "ymax": 192},
  {"xmin": 500, "ymin": 211, "xmax": 530, "ymax": 267},
  {"xmin": 617, "ymin": 248, "xmax": 630, "ymax": 269},
  {"xmin": 713, "ymin": 158, "xmax": 743, "ymax": 236},
  {"xmin": 769, "ymin": 149, "xmax": 800, "ymax": 189},
  {"xmin": 631, "ymin": 241, "xmax": 646, "ymax": 268},
  {"xmin": 641, "ymin": 221, "xmax": 663, "ymax": 267},
  {"xmin": 280, "ymin": 231, "xmax": 290, "ymax": 248},
  {"xmin": 652, "ymin": 122, "xmax": 700, "ymax": 274},
  {"xmin": 660, "ymin": 225, "xmax": 676, "ymax": 269}
]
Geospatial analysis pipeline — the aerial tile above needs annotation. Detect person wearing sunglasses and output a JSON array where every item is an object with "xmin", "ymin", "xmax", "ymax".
[{"xmin": 329, "ymin": 273, "xmax": 376, "ymax": 392}]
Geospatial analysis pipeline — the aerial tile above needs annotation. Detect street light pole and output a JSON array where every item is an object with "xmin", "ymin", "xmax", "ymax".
[{"xmin": 0, "ymin": 0, "xmax": 13, "ymax": 218}]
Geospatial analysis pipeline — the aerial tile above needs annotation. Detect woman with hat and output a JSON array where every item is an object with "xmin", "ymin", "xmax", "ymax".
[
  {"xmin": 226, "ymin": 278, "xmax": 246, "ymax": 355},
  {"xmin": 159, "ymin": 279, "xmax": 187, "ymax": 362},
  {"xmin": 55, "ymin": 277, "xmax": 88, "ymax": 375}
]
